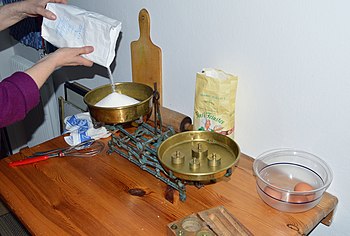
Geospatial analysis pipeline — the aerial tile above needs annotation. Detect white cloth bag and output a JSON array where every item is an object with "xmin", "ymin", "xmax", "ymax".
[{"xmin": 42, "ymin": 3, "xmax": 122, "ymax": 67}]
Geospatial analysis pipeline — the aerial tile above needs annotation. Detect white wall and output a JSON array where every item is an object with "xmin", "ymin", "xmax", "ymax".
[{"xmin": 67, "ymin": 1, "xmax": 349, "ymax": 234}]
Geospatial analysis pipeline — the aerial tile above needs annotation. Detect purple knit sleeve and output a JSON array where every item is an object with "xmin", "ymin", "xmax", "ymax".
[{"xmin": 0, "ymin": 72, "xmax": 40, "ymax": 128}]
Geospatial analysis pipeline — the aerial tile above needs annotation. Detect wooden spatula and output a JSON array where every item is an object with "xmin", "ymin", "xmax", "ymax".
[{"xmin": 131, "ymin": 8, "xmax": 162, "ymax": 105}]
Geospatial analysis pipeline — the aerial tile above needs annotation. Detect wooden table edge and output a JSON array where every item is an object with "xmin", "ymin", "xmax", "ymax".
[{"xmin": 0, "ymin": 136, "xmax": 339, "ymax": 235}]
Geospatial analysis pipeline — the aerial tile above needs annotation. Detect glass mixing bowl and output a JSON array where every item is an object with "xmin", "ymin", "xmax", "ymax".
[{"xmin": 253, "ymin": 149, "xmax": 333, "ymax": 212}]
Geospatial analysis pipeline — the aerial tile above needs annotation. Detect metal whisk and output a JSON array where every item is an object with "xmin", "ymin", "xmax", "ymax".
[{"xmin": 9, "ymin": 140, "xmax": 105, "ymax": 167}]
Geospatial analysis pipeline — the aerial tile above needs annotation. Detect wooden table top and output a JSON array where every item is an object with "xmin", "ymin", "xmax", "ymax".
[{"xmin": 0, "ymin": 135, "xmax": 338, "ymax": 235}]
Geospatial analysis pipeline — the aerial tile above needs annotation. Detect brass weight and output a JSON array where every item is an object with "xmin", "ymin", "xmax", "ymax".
[
  {"xmin": 191, "ymin": 142, "xmax": 208, "ymax": 159},
  {"xmin": 207, "ymin": 153, "xmax": 221, "ymax": 167},
  {"xmin": 171, "ymin": 151, "xmax": 185, "ymax": 165}
]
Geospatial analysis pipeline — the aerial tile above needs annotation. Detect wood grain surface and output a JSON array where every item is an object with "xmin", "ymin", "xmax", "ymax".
[
  {"xmin": 0, "ymin": 134, "xmax": 338, "ymax": 236},
  {"xmin": 131, "ymin": 9, "xmax": 162, "ymax": 105}
]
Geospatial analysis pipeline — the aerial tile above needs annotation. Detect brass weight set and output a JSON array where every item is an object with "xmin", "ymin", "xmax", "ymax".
[{"xmin": 158, "ymin": 131, "xmax": 240, "ymax": 181}]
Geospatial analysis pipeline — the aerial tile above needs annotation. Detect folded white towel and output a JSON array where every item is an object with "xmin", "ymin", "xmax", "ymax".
[{"xmin": 63, "ymin": 112, "xmax": 110, "ymax": 146}]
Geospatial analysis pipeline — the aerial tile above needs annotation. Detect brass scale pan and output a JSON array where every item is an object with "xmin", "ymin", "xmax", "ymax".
[
  {"xmin": 84, "ymin": 82, "xmax": 154, "ymax": 124},
  {"xmin": 158, "ymin": 131, "xmax": 240, "ymax": 181},
  {"xmin": 84, "ymin": 83, "xmax": 240, "ymax": 181}
]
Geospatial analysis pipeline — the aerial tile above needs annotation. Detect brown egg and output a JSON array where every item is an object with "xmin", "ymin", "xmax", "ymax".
[
  {"xmin": 264, "ymin": 186, "xmax": 282, "ymax": 200},
  {"xmin": 294, "ymin": 182, "xmax": 314, "ymax": 191},
  {"xmin": 294, "ymin": 182, "xmax": 315, "ymax": 201},
  {"xmin": 287, "ymin": 195, "xmax": 309, "ymax": 203}
]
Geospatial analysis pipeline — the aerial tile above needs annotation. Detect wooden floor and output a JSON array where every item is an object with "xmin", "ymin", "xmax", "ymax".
[
  {"xmin": 0, "ymin": 200, "xmax": 29, "ymax": 236},
  {"xmin": 0, "ymin": 138, "xmax": 29, "ymax": 235}
]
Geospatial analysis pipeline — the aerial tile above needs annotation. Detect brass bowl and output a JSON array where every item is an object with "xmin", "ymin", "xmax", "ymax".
[
  {"xmin": 157, "ymin": 131, "xmax": 240, "ymax": 181},
  {"xmin": 84, "ymin": 82, "xmax": 153, "ymax": 124}
]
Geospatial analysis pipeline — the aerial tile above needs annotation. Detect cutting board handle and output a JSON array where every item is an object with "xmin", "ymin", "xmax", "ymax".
[
  {"xmin": 131, "ymin": 8, "xmax": 162, "ymax": 105},
  {"xmin": 138, "ymin": 9, "xmax": 151, "ymax": 42}
]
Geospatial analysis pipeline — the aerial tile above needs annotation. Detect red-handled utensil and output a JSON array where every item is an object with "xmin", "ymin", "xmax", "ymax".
[
  {"xmin": 9, "ymin": 140, "xmax": 104, "ymax": 167},
  {"xmin": 9, "ymin": 155, "xmax": 51, "ymax": 167}
]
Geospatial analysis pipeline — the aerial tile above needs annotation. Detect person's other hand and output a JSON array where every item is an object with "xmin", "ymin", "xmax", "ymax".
[
  {"xmin": 20, "ymin": 0, "xmax": 67, "ymax": 20},
  {"xmin": 25, "ymin": 46, "xmax": 94, "ymax": 89},
  {"xmin": 48, "ymin": 46, "xmax": 95, "ymax": 68}
]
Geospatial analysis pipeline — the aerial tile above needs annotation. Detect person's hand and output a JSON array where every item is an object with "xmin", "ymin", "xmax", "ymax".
[
  {"xmin": 25, "ymin": 46, "xmax": 94, "ymax": 89},
  {"xmin": 47, "ymin": 46, "xmax": 95, "ymax": 69},
  {"xmin": 19, "ymin": 0, "xmax": 67, "ymax": 20},
  {"xmin": 0, "ymin": 0, "xmax": 67, "ymax": 31}
]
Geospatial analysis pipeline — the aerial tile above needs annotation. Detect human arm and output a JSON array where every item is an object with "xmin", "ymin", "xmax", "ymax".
[
  {"xmin": 0, "ymin": 0, "xmax": 67, "ymax": 31},
  {"xmin": 25, "ymin": 46, "xmax": 94, "ymax": 89},
  {"xmin": 0, "ymin": 46, "xmax": 94, "ymax": 127},
  {"xmin": 0, "ymin": 72, "xmax": 40, "ymax": 128}
]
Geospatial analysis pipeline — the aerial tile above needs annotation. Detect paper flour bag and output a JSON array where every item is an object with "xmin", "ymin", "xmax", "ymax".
[
  {"xmin": 42, "ymin": 3, "xmax": 122, "ymax": 67},
  {"xmin": 193, "ymin": 68, "xmax": 238, "ymax": 140}
]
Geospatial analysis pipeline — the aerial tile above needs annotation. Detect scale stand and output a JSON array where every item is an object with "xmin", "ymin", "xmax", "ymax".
[{"xmin": 106, "ymin": 85, "xmax": 187, "ymax": 202}]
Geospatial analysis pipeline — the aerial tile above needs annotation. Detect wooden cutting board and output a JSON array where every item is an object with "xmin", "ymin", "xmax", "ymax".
[{"xmin": 131, "ymin": 8, "xmax": 162, "ymax": 105}]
